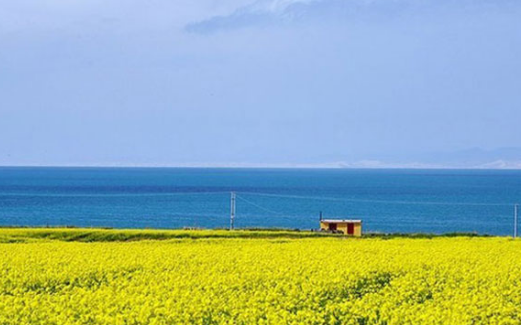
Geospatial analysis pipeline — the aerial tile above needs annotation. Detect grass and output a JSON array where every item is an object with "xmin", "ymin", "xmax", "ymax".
[
  {"xmin": 362, "ymin": 231, "xmax": 487, "ymax": 239},
  {"xmin": 0, "ymin": 227, "xmax": 496, "ymax": 243},
  {"xmin": 0, "ymin": 227, "xmax": 339, "ymax": 243}
]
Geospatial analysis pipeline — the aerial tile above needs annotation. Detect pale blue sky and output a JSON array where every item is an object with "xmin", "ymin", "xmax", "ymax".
[{"xmin": 1, "ymin": 0, "xmax": 520, "ymax": 167}]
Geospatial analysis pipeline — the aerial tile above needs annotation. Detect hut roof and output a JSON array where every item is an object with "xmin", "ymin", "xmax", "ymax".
[{"xmin": 321, "ymin": 219, "xmax": 362, "ymax": 223}]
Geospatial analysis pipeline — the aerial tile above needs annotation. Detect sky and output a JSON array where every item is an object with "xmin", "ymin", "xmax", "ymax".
[{"xmin": 0, "ymin": 0, "xmax": 520, "ymax": 168}]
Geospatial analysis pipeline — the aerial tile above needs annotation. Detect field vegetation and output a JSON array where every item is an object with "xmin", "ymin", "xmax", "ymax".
[{"xmin": 0, "ymin": 228, "xmax": 520, "ymax": 324}]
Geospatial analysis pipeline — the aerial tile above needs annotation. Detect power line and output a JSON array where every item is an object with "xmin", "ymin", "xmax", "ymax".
[
  {"xmin": 0, "ymin": 191, "xmax": 230, "ymax": 198},
  {"xmin": 3, "ymin": 189, "xmax": 512, "ymax": 208},
  {"xmin": 235, "ymin": 195, "xmax": 286, "ymax": 216},
  {"xmin": 237, "ymin": 191, "xmax": 512, "ymax": 207},
  {"xmin": 235, "ymin": 195, "xmax": 306, "ymax": 221}
]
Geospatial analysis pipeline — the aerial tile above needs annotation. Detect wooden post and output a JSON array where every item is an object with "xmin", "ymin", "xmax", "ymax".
[{"xmin": 230, "ymin": 192, "xmax": 236, "ymax": 230}]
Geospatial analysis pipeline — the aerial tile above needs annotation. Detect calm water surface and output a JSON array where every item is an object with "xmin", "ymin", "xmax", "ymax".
[{"xmin": 1, "ymin": 167, "xmax": 520, "ymax": 235}]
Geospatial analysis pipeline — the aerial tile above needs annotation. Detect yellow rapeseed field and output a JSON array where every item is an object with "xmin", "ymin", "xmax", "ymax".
[{"xmin": 1, "ymin": 229, "xmax": 521, "ymax": 325}]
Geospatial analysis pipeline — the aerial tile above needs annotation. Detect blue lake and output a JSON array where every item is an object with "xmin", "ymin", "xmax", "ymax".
[{"xmin": 0, "ymin": 167, "xmax": 520, "ymax": 235}]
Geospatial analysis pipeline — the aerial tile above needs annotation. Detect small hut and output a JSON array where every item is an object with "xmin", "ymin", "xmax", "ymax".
[{"xmin": 320, "ymin": 219, "xmax": 362, "ymax": 236}]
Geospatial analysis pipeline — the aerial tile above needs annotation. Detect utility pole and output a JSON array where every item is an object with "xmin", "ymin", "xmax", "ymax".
[
  {"xmin": 230, "ymin": 192, "xmax": 236, "ymax": 230},
  {"xmin": 515, "ymin": 204, "xmax": 519, "ymax": 239}
]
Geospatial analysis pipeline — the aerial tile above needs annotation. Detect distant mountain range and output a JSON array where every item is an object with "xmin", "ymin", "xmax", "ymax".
[
  {"xmin": 334, "ymin": 148, "xmax": 521, "ymax": 169},
  {"xmin": 212, "ymin": 148, "xmax": 521, "ymax": 169},
  {"xmin": 2, "ymin": 148, "xmax": 520, "ymax": 169},
  {"xmin": 185, "ymin": 0, "xmax": 510, "ymax": 34}
]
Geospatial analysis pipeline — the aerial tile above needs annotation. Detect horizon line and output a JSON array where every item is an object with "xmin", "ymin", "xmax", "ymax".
[{"xmin": 1, "ymin": 163, "xmax": 521, "ymax": 170}]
